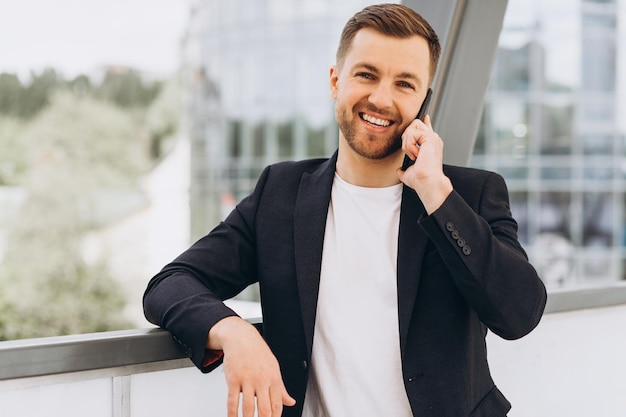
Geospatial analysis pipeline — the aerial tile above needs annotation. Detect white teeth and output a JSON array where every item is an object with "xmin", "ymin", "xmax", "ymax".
[{"xmin": 362, "ymin": 113, "xmax": 390, "ymax": 127}]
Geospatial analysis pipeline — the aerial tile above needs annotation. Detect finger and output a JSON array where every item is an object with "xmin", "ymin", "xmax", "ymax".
[
  {"xmin": 226, "ymin": 388, "xmax": 241, "ymax": 417},
  {"xmin": 401, "ymin": 129, "xmax": 416, "ymax": 153},
  {"xmin": 423, "ymin": 114, "xmax": 433, "ymax": 129},
  {"xmin": 402, "ymin": 133, "xmax": 420, "ymax": 161},
  {"xmin": 265, "ymin": 385, "xmax": 284, "ymax": 417},
  {"xmin": 256, "ymin": 387, "xmax": 273, "ymax": 417},
  {"xmin": 282, "ymin": 388, "xmax": 297, "ymax": 407},
  {"xmin": 241, "ymin": 389, "xmax": 256, "ymax": 417}
]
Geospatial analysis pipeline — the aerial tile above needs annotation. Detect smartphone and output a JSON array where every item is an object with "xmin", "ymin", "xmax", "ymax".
[{"xmin": 401, "ymin": 88, "xmax": 433, "ymax": 170}]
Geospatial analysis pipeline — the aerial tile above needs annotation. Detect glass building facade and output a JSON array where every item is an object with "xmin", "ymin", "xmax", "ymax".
[
  {"xmin": 182, "ymin": 0, "xmax": 625, "ymax": 291},
  {"xmin": 472, "ymin": 0, "xmax": 625, "ymax": 289},
  {"xmin": 181, "ymin": 0, "xmax": 390, "ymax": 239}
]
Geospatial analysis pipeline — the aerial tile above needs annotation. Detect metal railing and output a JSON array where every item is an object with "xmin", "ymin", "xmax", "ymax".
[
  {"xmin": 0, "ymin": 328, "xmax": 188, "ymax": 383},
  {"xmin": 0, "ymin": 319, "xmax": 262, "ymax": 417}
]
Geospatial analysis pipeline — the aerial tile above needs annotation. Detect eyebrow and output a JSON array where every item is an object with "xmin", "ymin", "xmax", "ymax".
[{"xmin": 353, "ymin": 62, "xmax": 423, "ymax": 88}]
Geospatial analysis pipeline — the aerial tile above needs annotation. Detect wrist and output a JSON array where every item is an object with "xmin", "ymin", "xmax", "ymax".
[
  {"xmin": 417, "ymin": 176, "xmax": 453, "ymax": 215},
  {"xmin": 207, "ymin": 315, "xmax": 246, "ymax": 350}
]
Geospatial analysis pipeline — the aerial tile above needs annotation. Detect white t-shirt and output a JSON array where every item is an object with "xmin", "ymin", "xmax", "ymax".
[{"xmin": 301, "ymin": 173, "xmax": 413, "ymax": 417}]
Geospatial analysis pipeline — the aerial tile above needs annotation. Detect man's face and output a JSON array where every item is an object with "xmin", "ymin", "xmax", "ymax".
[{"xmin": 330, "ymin": 28, "xmax": 431, "ymax": 160}]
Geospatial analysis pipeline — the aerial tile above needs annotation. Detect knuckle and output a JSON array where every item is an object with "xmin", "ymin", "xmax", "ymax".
[
  {"xmin": 272, "ymin": 402, "xmax": 283, "ymax": 414},
  {"xmin": 258, "ymin": 403, "xmax": 272, "ymax": 417},
  {"xmin": 242, "ymin": 402, "xmax": 255, "ymax": 414}
]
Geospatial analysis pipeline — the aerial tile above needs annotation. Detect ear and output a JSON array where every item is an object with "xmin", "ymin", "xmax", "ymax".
[{"xmin": 329, "ymin": 65, "xmax": 339, "ymax": 99}]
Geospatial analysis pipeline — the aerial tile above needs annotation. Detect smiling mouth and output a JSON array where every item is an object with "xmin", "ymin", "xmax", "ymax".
[{"xmin": 360, "ymin": 112, "xmax": 392, "ymax": 127}]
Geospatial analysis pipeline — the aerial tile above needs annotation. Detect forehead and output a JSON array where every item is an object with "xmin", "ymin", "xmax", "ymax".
[{"xmin": 343, "ymin": 28, "xmax": 430, "ymax": 81}]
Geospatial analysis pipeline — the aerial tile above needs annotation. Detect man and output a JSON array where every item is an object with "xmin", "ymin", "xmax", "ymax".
[{"xmin": 143, "ymin": 4, "xmax": 547, "ymax": 417}]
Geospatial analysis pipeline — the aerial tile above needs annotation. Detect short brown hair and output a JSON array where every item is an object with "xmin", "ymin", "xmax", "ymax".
[{"xmin": 336, "ymin": 3, "xmax": 441, "ymax": 83}]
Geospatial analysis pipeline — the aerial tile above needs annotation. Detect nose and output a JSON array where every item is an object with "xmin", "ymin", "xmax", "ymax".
[{"xmin": 368, "ymin": 82, "xmax": 393, "ymax": 110}]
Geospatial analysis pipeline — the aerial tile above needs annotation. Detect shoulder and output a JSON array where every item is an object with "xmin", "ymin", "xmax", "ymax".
[
  {"xmin": 267, "ymin": 157, "xmax": 330, "ymax": 175},
  {"xmin": 444, "ymin": 164, "xmax": 506, "ymax": 186},
  {"xmin": 443, "ymin": 164, "xmax": 500, "ymax": 179},
  {"xmin": 253, "ymin": 156, "xmax": 333, "ymax": 194}
]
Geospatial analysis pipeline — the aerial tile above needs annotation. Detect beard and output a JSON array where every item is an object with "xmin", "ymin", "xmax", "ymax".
[{"xmin": 336, "ymin": 101, "xmax": 404, "ymax": 160}]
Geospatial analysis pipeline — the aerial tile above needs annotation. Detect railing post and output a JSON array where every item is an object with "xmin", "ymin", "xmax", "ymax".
[{"xmin": 112, "ymin": 375, "xmax": 131, "ymax": 417}]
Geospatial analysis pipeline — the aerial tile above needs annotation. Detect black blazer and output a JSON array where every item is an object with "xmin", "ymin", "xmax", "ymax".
[{"xmin": 144, "ymin": 151, "xmax": 547, "ymax": 417}]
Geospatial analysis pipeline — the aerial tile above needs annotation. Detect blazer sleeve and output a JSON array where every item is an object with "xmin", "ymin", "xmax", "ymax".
[
  {"xmin": 419, "ymin": 170, "xmax": 547, "ymax": 340},
  {"xmin": 142, "ymin": 166, "xmax": 272, "ymax": 371}
]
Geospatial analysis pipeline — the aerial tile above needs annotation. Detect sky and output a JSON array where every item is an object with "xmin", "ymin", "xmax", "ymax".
[{"xmin": 0, "ymin": 0, "xmax": 190, "ymax": 80}]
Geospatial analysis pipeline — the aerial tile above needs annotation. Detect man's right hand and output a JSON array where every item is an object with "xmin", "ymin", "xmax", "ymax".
[{"xmin": 208, "ymin": 316, "xmax": 296, "ymax": 417}]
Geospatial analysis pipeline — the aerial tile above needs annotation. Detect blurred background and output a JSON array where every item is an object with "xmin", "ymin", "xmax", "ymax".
[{"xmin": 0, "ymin": 0, "xmax": 624, "ymax": 340}]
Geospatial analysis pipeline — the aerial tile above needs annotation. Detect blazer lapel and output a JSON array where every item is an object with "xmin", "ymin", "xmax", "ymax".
[
  {"xmin": 293, "ymin": 153, "xmax": 429, "ymax": 357},
  {"xmin": 294, "ymin": 152, "xmax": 337, "ymax": 358},
  {"xmin": 397, "ymin": 186, "xmax": 430, "ymax": 353}
]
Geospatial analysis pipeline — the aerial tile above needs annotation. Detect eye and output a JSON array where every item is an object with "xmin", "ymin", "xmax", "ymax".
[
  {"xmin": 356, "ymin": 72, "xmax": 375, "ymax": 80},
  {"xmin": 397, "ymin": 81, "xmax": 415, "ymax": 90}
]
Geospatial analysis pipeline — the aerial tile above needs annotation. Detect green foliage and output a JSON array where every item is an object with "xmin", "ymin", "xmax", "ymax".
[
  {"xmin": 0, "ymin": 65, "xmax": 182, "ymax": 340},
  {"xmin": 21, "ymin": 68, "xmax": 59, "ymax": 117},
  {"xmin": 0, "ymin": 92, "xmax": 154, "ymax": 340},
  {"xmin": 0, "ymin": 67, "xmax": 162, "ymax": 119},
  {"xmin": 0, "ymin": 116, "xmax": 27, "ymax": 185},
  {"xmin": 0, "ymin": 257, "xmax": 130, "ymax": 340},
  {"xmin": 23, "ymin": 92, "xmax": 149, "ymax": 188},
  {"xmin": 94, "ymin": 68, "xmax": 161, "ymax": 108},
  {"xmin": 144, "ymin": 73, "xmax": 181, "ymax": 159},
  {"xmin": 0, "ymin": 69, "xmax": 58, "ymax": 118},
  {"xmin": 0, "ymin": 73, "xmax": 24, "ymax": 116}
]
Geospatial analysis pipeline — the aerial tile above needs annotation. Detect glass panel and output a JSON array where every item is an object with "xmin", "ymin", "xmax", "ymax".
[
  {"xmin": 307, "ymin": 125, "xmax": 329, "ymax": 157},
  {"xmin": 538, "ymin": 192, "xmax": 571, "ymax": 238},
  {"xmin": 582, "ymin": 192, "xmax": 613, "ymax": 246},
  {"xmin": 473, "ymin": 0, "xmax": 624, "ymax": 289},
  {"xmin": 538, "ymin": 104, "xmax": 574, "ymax": 155},
  {"xmin": 277, "ymin": 121, "xmax": 294, "ymax": 158},
  {"xmin": 253, "ymin": 123, "xmax": 266, "ymax": 158},
  {"xmin": 509, "ymin": 191, "xmax": 529, "ymax": 245},
  {"xmin": 228, "ymin": 119, "xmax": 242, "ymax": 158}
]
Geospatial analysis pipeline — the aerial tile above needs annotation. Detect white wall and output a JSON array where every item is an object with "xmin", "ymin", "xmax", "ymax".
[{"xmin": 488, "ymin": 304, "xmax": 626, "ymax": 417}]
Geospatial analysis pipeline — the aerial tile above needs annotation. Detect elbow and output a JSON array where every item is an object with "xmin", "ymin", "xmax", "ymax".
[
  {"xmin": 142, "ymin": 286, "xmax": 161, "ymax": 327},
  {"xmin": 492, "ymin": 285, "xmax": 548, "ymax": 340}
]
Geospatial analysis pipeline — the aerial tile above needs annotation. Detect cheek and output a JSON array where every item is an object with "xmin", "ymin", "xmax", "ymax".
[{"xmin": 401, "ymin": 102, "xmax": 422, "ymax": 125}]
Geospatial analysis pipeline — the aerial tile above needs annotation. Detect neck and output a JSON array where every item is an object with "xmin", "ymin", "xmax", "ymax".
[{"xmin": 336, "ymin": 142, "xmax": 404, "ymax": 188}]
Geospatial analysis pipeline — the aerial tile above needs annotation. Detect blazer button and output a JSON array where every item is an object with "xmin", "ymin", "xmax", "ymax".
[
  {"xmin": 462, "ymin": 245, "xmax": 471, "ymax": 255},
  {"xmin": 457, "ymin": 238, "xmax": 465, "ymax": 247},
  {"xmin": 451, "ymin": 230, "xmax": 460, "ymax": 240},
  {"xmin": 446, "ymin": 222, "xmax": 455, "ymax": 231},
  {"xmin": 302, "ymin": 360, "xmax": 308, "ymax": 370}
]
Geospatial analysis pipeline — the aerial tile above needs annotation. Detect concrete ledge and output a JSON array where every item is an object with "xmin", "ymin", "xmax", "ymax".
[{"xmin": 545, "ymin": 282, "xmax": 626, "ymax": 313}]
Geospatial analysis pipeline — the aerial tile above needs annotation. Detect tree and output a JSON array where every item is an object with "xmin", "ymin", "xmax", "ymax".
[
  {"xmin": 0, "ymin": 116, "xmax": 27, "ymax": 185},
  {"xmin": 0, "ymin": 69, "xmax": 60, "ymax": 119},
  {"xmin": 0, "ymin": 73, "xmax": 24, "ymax": 117},
  {"xmin": 95, "ymin": 67, "xmax": 161, "ymax": 108},
  {"xmin": 19, "ymin": 68, "xmax": 59, "ymax": 118},
  {"xmin": 0, "ymin": 92, "xmax": 149, "ymax": 340},
  {"xmin": 144, "ymin": 72, "xmax": 181, "ymax": 159}
]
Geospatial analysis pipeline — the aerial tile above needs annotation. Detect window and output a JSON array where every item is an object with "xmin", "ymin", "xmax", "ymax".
[{"xmin": 472, "ymin": 0, "xmax": 625, "ymax": 291}]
